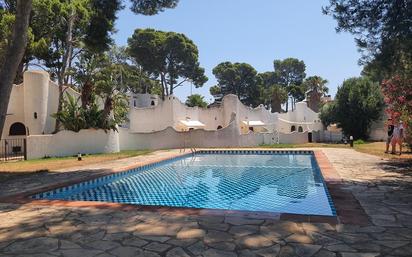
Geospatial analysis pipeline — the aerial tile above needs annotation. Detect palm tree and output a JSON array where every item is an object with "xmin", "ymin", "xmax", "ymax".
[
  {"xmin": 303, "ymin": 76, "xmax": 329, "ymax": 95},
  {"xmin": 185, "ymin": 94, "xmax": 208, "ymax": 108},
  {"xmin": 266, "ymin": 85, "xmax": 288, "ymax": 113},
  {"xmin": 303, "ymin": 76, "xmax": 329, "ymax": 112}
]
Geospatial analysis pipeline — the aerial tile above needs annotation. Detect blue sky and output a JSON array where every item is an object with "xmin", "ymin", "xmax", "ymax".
[{"xmin": 114, "ymin": 0, "xmax": 363, "ymax": 103}]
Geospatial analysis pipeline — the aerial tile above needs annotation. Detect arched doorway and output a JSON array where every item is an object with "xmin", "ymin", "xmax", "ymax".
[
  {"xmin": 9, "ymin": 122, "xmax": 26, "ymax": 136},
  {"xmin": 291, "ymin": 125, "xmax": 296, "ymax": 132},
  {"xmin": 298, "ymin": 126, "xmax": 303, "ymax": 132}
]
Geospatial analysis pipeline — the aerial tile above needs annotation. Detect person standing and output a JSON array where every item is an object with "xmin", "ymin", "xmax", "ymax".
[
  {"xmin": 385, "ymin": 118, "xmax": 395, "ymax": 153},
  {"xmin": 391, "ymin": 121, "xmax": 405, "ymax": 155}
]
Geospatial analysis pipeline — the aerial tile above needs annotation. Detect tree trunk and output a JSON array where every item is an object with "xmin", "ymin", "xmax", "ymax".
[
  {"xmin": 102, "ymin": 97, "xmax": 113, "ymax": 124},
  {"xmin": 54, "ymin": 11, "xmax": 76, "ymax": 132},
  {"xmin": 81, "ymin": 80, "xmax": 94, "ymax": 109},
  {"xmin": 0, "ymin": 0, "xmax": 32, "ymax": 139},
  {"xmin": 14, "ymin": 58, "xmax": 25, "ymax": 84},
  {"xmin": 160, "ymin": 73, "xmax": 166, "ymax": 100}
]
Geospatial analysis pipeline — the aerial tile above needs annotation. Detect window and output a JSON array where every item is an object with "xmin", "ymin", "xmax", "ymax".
[
  {"xmin": 34, "ymin": 112, "xmax": 37, "ymax": 119},
  {"xmin": 151, "ymin": 101, "xmax": 155, "ymax": 106},
  {"xmin": 9, "ymin": 122, "xmax": 26, "ymax": 136},
  {"xmin": 133, "ymin": 100, "xmax": 137, "ymax": 107},
  {"xmin": 298, "ymin": 126, "xmax": 303, "ymax": 132},
  {"xmin": 291, "ymin": 125, "xmax": 296, "ymax": 132}
]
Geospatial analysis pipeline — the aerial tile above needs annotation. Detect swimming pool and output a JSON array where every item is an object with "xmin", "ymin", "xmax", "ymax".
[{"xmin": 32, "ymin": 150, "xmax": 336, "ymax": 216}]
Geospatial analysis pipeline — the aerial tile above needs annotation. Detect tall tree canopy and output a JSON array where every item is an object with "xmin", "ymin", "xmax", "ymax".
[
  {"xmin": 320, "ymin": 77, "xmax": 384, "ymax": 139},
  {"xmin": 128, "ymin": 28, "xmax": 208, "ymax": 98},
  {"xmin": 130, "ymin": 0, "xmax": 178, "ymax": 15},
  {"xmin": 273, "ymin": 58, "xmax": 306, "ymax": 111},
  {"xmin": 211, "ymin": 62, "xmax": 261, "ymax": 107},
  {"xmin": 258, "ymin": 72, "xmax": 287, "ymax": 113},
  {"xmin": 0, "ymin": 0, "xmax": 180, "ymax": 136},
  {"xmin": 323, "ymin": 0, "xmax": 412, "ymax": 80}
]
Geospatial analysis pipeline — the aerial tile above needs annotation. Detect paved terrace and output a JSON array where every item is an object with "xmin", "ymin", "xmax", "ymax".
[{"xmin": 0, "ymin": 148, "xmax": 411, "ymax": 257}]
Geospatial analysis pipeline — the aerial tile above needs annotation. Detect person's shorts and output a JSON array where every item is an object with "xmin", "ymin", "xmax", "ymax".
[
  {"xmin": 391, "ymin": 136, "xmax": 403, "ymax": 144},
  {"xmin": 387, "ymin": 136, "xmax": 393, "ymax": 144}
]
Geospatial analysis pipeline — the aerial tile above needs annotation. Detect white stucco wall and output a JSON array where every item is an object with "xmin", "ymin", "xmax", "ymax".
[
  {"xmin": 26, "ymin": 129, "xmax": 120, "ymax": 159},
  {"xmin": 277, "ymin": 102, "xmax": 324, "ymax": 133},
  {"xmin": 2, "ymin": 83, "xmax": 25, "ymax": 139},
  {"xmin": 128, "ymin": 94, "xmax": 321, "ymax": 135},
  {"xmin": 1, "ymin": 71, "xmax": 80, "ymax": 139},
  {"xmin": 24, "ymin": 71, "xmax": 50, "ymax": 135}
]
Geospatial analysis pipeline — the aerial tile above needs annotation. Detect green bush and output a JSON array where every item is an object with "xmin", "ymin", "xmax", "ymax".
[
  {"xmin": 319, "ymin": 77, "xmax": 384, "ymax": 139},
  {"xmin": 354, "ymin": 139, "xmax": 366, "ymax": 145}
]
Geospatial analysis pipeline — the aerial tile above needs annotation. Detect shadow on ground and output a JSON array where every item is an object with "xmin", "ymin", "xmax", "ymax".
[{"xmin": 0, "ymin": 169, "xmax": 412, "ymax": 256}]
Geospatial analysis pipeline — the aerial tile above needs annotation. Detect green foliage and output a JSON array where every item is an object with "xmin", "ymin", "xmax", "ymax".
[
  {"xmin": 303, "ymin": 76, "xmax": 328, "ymax": 95},
  {"xmin": 209, "ymin": 85, "xmax": 222, "ymax": 99},
  {"xmin": 52, "ymin": 92, "xmax": 125, "ymax": 132},
  {"xmin": 84, "ymin": 0, "xmax": 123, "ymax": 53},
  {"xmin": 127, "ymin": 28, "xmax": 207, "ymax": 98},
  {"xmin": 130, "ymin": 0, "xmax": 178, "ymax": 15},
  {"xmin": 52, "ymin": 93, "xmax": 103, "ymax": 132},
  {"xmin": 320, "ymin": 77, "xmax": 385, "ymax": 139},
  {"xmin": 324, "ymin": 0, "xmax": 412, "ymax": 80},
  {"xmin": 185, "ymin": 94, "xmax": 207, "ymax": 108},
  {"xmin": 211, "ymin": 62, "xmax": 261, "ymax": 107},
  {"xmin": 273, "ymin": 58, "xmax": 306, "ymax": 111},
  {"xmin": 54, "ymin": 45, "xmax": 160, "ymax": 132},
  {"xmin": 354, "ymin": 139, "xmax": 365, "ymax": 145},
  {"xmin": 319, "ymin": 103, "xmax": 335, "ymax": 127},
  {"xmin": 302, "ymin": 75, "xmax": 329, "ymax": 112},
  {"xmin": 258, "ymin": 72, "xmax": 287, "ymax": 113},
  {"xmin": 0, "ymin": 8, "xmax": 14, "ymax": 63}
]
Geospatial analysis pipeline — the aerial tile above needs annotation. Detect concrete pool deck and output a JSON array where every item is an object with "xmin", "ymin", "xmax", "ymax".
[{"xmin": 0, "ymin": 148, "xmax": 412, "ymax": 256}]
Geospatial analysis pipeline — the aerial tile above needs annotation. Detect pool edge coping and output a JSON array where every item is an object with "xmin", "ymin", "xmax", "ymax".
[{"xmin": 0, "ymin": 149, "xmax": 357, "ymax": 225}]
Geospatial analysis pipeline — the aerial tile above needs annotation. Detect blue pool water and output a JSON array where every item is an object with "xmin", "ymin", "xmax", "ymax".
[{"xmin": 32, "ymin": 151, "xmax": 336, "ymax": 216}]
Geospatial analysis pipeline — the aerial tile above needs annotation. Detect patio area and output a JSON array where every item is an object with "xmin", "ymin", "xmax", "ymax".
[{"xmin": 0, "ymin": 148, "xmax": 411, "ymax": 257}]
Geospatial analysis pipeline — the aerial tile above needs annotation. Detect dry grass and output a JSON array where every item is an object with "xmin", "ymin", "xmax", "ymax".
[
  {"xmin": 263, "ymin": 142, "xmax": 412, "ymax": 160},
  {"xmin": 0, "ymin": 150, "xmax": 152, "ymax": 173},
  {"xmin": 354, "ymin": 142, "xmax": 412, "ymax": 160},
  {"xmin": 1, "ymin": 142, "xmax": 410, "ymax": 174}
]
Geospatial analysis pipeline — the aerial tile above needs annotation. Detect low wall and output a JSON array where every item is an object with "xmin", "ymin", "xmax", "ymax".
[
  {"xmin": 26, "ymin": 129, "xmax": 119, "ymax": 159},
  {"xmin": 278, "ymin": 131, "xmax": 309, "ymax": 144},
  {"xmin": 312, "ymin": 130, "xmax": 343, "ymax": 143},
  {"xmin": 25, "ymin": 126, "xmax": 338, "ymax": 159}
]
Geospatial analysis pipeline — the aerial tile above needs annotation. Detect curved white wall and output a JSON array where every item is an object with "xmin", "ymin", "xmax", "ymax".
[{"xmin": 23, "ymin": 71, "xmax": 49, "ymax": 135}]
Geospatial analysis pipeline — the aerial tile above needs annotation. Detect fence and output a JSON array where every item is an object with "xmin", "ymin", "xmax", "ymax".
[{"xmin": 0, "ymin": 138, "xmax": 27, "ymax": 161}]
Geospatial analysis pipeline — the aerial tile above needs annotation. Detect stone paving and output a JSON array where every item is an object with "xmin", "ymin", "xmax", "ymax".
[{"xmin": 0, "ymin": 148, "xmax": 412, "ymax": 257}]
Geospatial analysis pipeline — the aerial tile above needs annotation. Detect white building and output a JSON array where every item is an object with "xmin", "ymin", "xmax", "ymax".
[
  {"xmin": 1, "ymin": 71, "xmax": 340, "ymax": 159},
  {"xmin": 2, "ymin": 71, "xmax": 79, "ymax": 139},
  {"xmin": 128, "ymin": 94, "xmax": 323, "ymax": 134}
]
